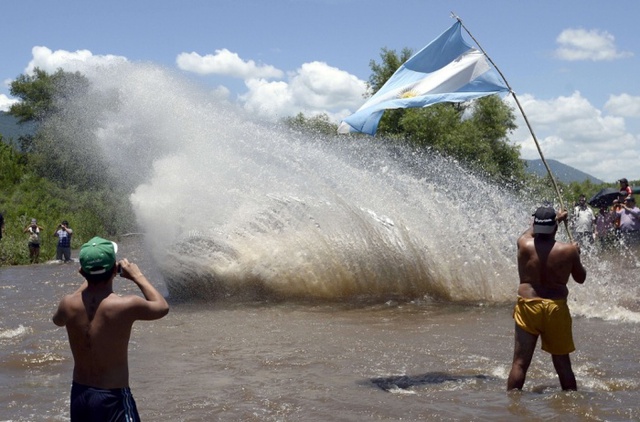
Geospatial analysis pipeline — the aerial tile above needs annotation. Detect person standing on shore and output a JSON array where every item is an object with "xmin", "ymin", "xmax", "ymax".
[
  {"xmin": 23, "ymin": 218, "xmax": 44, "ymax": 263},
  {"xmin": 53, "ymin": 236, "xmax": 169, "ymax": 421},
  {"xmin": 507, "ymin": 206, "xmax": 586, "ymax": 391},
  {"xmin": 53, "ymin": 220, "xmax": 73, "ymax": 262}
]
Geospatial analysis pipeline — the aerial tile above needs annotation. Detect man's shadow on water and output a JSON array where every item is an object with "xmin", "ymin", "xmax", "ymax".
[{"xmin": 364, "ymin": 372, "xmax": 495, "ymax": 392}]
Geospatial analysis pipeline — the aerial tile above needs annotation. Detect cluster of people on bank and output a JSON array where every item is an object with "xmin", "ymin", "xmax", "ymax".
[
  {"xmin": 571, "ymin": 178, "xmax": 640, "ymax": 251},
  {"xmin": 25, "ymin": 219, "xmax": 74, "ymax": 263},
  {"xmin": 0, "ymin": 215, "xmax": 75, "ymax": 264}
]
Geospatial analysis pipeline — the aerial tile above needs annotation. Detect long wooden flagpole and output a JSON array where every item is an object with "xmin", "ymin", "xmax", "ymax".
[{"xmin": 451, "ymin": 12, "xmax": 573, "ymax": 241}]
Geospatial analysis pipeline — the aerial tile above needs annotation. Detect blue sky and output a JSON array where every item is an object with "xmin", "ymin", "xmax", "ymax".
[{"xmin": 2, "ymin": 0, "xmax": 639, "ymax": 182}]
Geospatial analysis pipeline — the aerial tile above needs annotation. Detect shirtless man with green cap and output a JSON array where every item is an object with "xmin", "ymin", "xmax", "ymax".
[{"xmin": 53, "ymin": 236, "xmax": 169, "ymax": 421}]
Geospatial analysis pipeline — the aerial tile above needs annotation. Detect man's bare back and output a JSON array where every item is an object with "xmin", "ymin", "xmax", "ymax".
[
  {"xmin": 516, "ymin": 213, "xmax": 586, "ymax": 299},
  {"xmin": 53, "ymin": 257, "xmax": 169, "ymax": 389}
]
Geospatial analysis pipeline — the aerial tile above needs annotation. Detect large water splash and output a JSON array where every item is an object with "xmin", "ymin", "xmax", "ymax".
[{"xmin": 54, "ymin": 62, "xmax": 640, "ymax": 316}]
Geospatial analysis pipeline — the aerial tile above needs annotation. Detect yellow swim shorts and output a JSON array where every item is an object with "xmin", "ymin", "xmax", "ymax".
[{"xmin": 512, "ymin": 296, "xmax": 575, "ymax": 355}]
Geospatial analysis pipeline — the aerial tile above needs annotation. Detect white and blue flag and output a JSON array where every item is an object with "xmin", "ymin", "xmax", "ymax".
[{"xmin": 338, "ymin": 21, "xmax": 509, "ymax": 135}]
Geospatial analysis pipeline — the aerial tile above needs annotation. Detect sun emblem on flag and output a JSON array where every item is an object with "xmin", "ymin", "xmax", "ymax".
[{"xmin": 398, "ymin": 88, "xmax": 418, "ymax": 99}]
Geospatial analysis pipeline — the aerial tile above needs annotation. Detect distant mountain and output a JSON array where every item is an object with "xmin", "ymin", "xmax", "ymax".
[
  {"xmin": 525, "ymin": 159, "xmax": 603, "ymax": 184},
  {"xmin": 0, "ymin": 111, "xmax": 36, "ymax": 143}
]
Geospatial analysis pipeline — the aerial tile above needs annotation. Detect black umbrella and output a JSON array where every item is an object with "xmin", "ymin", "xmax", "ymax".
[{"xmin": 588, "ymin": 187, "xmax": 623, "ymax": 208}]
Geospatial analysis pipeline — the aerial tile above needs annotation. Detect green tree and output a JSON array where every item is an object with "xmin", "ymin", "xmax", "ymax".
[
  {"xmin": 9, "ymin": 68, "xmax": 90, "ymax": 123},
  {"xmin": 368, "ymin": 47, "xmax": 414, "ymax": 93},
  {"xmin": 466, "ymin": 96, "xmax": 523, "ymax": 182},
  {"xmin": 9, "ymin": 68, "xmax": 55, "ymax": 123},
  {"xmin": 8, "ymin": 68, "xmax": 112, "ymax": 190}
]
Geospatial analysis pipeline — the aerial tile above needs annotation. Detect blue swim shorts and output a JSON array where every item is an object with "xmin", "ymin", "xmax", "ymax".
[{"xmin": 70, "ymin": 382, "xmax": 141, "ymax": 422}]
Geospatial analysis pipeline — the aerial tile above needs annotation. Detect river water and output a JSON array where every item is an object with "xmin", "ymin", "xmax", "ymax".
[
  {"xmin": 1, "ymin": 237, "xmax": 640, "ymax": 421},
  {"xmin": 2, "ymin": 61, "xmax": 640, "ymax": 421}
]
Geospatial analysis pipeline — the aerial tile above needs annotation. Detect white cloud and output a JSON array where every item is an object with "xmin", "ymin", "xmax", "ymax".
[
  {"xmin": 12, "ymin": 46, "xmax": 365, "ymax": 124},
  {"xmin": 289, "ymin": 62, "xmax": 366, "ymax": 109},
  {"xmin": 239, "ymin": 61, "xmax": 366, "ymax": 121},
  {"xmin": 241, "ymin": 79, "xmax": 293, "ymax": 119},
  {"xmin": 26, "ymin": 46, "xmax": 127, "ymax": 74},
  {"xmin": 604, "ymin": 94, "xmax": 640, "ymax": 118},
  {"xmin": 554, "ymin": 28, "xmax": 633, "ymax": 61},
  {"xmin": 0, "ymin": 94, "xmax": 18, "ymax": 111},
  {"xmin": 508, "ymin": 92, "xmax": 639, "ymax": 182},
  {"xmin": 176, "ymin": 49, "xmax": 283, "ymax": 79}
]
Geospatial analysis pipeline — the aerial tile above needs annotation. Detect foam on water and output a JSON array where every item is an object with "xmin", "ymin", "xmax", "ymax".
[
  {"xmin": 48, "ymin": 61, "xmax": 640, "ymax": 316},
  {"xmin": 0, "ymin": 325, "xmax": 30, "ymax": 340}
]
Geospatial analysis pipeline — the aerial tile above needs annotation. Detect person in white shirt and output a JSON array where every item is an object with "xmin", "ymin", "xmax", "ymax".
[{"xmin": 572, "ymin": 195, "xmax": 595, "ymax": 249}]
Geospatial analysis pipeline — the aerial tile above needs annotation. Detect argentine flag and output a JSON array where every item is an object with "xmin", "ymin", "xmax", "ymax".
[{"xmin": 338, "ymin": 21, "xmax": 509, "ymax": 136}]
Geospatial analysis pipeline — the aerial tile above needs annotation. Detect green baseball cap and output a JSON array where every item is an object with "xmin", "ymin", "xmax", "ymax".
[{"xmin": 79, "ymin": 236, "xmax": 118, "ymax": 275}]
